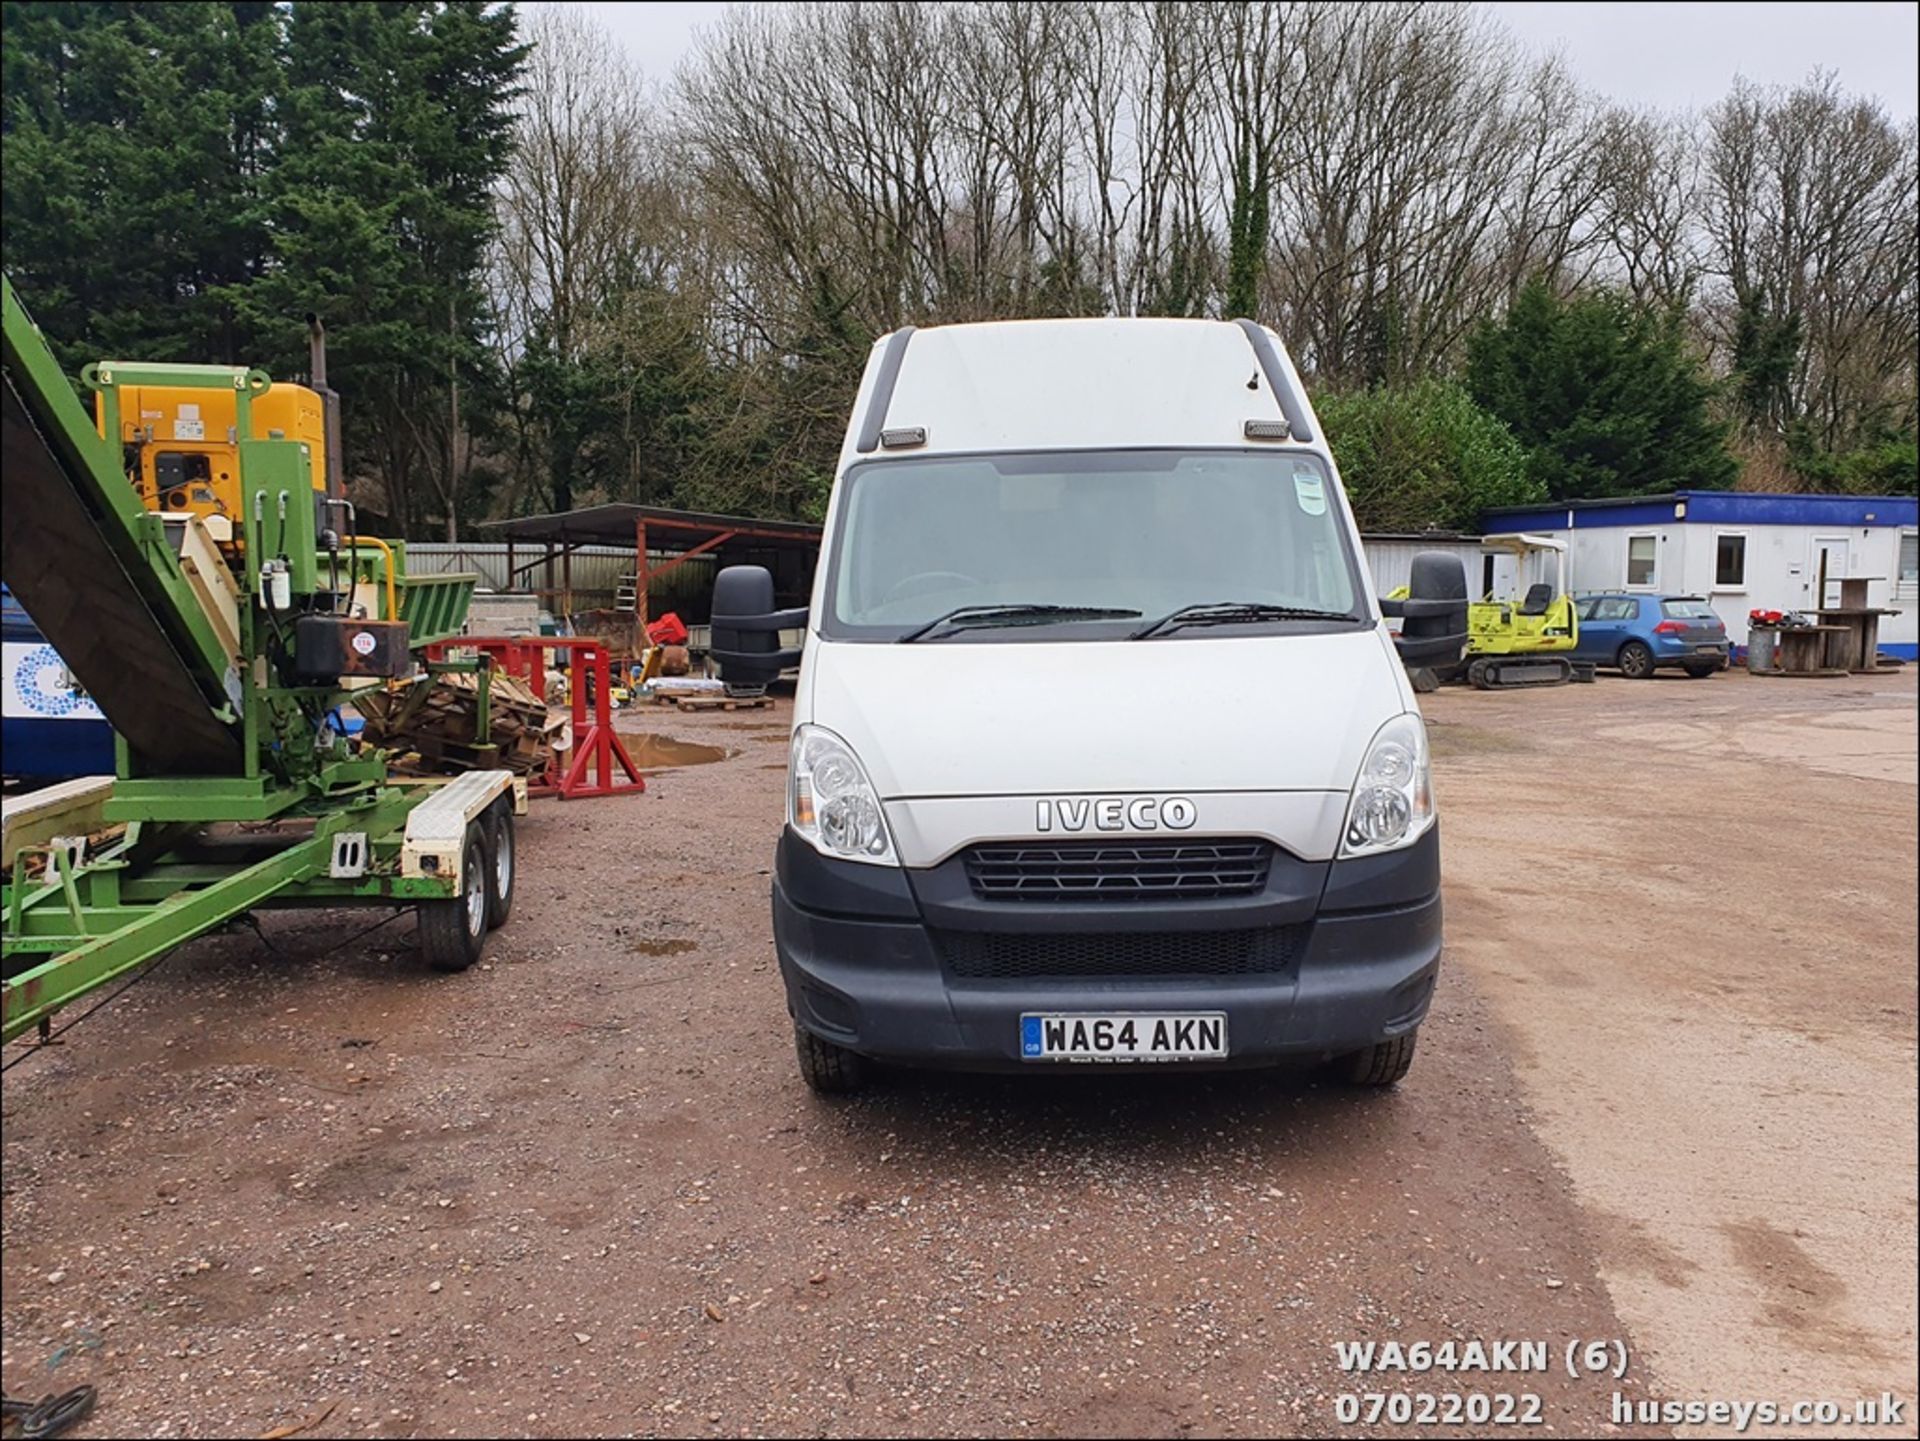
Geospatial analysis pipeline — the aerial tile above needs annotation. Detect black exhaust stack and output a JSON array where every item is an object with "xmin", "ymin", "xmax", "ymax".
[{"xmin": 307, "ymin": 313, "xmax": 345, "ymax": 502}]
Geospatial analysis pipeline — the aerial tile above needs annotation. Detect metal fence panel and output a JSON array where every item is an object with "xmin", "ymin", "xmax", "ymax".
[{"xmin": 404, "ymin": 543, "xmax": 715, "ymax": 610}]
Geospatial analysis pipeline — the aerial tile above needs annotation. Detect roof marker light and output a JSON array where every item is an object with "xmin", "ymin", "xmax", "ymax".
[
  {"xmin": 879, "ymin": 426, "xmax": 927, "ymax": 449},
  {"xmin": 1244, "ymin": 419, "xmax": 1291, "ymax": 441}
]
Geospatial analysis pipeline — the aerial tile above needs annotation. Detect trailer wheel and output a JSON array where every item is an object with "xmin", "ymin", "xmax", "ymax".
[
  {"xmin": 1338, "ymin": 1029, "xmax": 1418, "ymax": 1087},
  {"xmin": 484, "ymin": 804, "xmax": 515, "ymax": 930},
  {"xmin": 794, "ymin": 1023, "xmax": 869, "ymax": 1094},
  {"xmin": 1682, "ymin": 661, "xmax": 1720, "ymax": 679},
  {"xmin": 421, "ymin": 823, "xmax": 488, "ymax": 972}
]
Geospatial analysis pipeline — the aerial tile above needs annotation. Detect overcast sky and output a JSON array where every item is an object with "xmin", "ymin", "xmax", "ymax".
[{"xmin": 564, "ymin": 0, "xmax": 1919, "ymax": 117}]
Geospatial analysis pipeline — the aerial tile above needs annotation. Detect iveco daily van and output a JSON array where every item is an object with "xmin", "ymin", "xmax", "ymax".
[{"xmin": 710, "ymin": 318, "xmax": 1467, "ymax": 1093}]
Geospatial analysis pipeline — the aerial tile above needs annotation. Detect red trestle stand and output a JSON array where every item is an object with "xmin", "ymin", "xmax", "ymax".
[{"xmin": 426, "ymin": 636, "xmax": 646, "ymax": 800}]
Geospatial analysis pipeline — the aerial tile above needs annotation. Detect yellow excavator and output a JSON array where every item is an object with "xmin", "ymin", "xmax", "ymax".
[{"xmin": 1390, "ymin": 533, "xmax": 1583, "ymax": 689}]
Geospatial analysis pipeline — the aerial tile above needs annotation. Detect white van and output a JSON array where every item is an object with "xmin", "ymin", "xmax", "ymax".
[{"xmin": 710, "ymin": 318, "xmax": 1465, "ymax": 1093}]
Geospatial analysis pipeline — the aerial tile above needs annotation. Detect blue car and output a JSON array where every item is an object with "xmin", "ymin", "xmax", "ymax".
[{"xmin": 1572, "ymin": 594, "xmax": 1730, "ymax": 679}]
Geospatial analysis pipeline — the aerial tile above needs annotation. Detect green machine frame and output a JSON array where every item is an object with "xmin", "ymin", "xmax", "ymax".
[{"xmin": 2, "ymin": 276, "xmax": 509, "ymax": 1044}]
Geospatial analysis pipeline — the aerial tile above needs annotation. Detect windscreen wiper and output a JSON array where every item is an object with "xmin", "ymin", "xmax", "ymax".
[
  {"xmin": 898, "ymin": 603, "xmax": 1142, "ymax": 643},
  {"xmin": 1130, "ymin": 601, "xmax": 1360, "ymax": 640}
]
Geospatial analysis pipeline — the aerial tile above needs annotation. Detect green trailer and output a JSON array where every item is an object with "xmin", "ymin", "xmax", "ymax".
[{"xmin": 1, "ymin": 276, "xmax": 522, "ymax": 1045}]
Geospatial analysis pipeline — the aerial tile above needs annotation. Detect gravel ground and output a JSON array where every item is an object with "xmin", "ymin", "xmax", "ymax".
[
  {"xmin": 7, "ymin": 678, "xmax": 1846, "ymax": 1439},
  {"xmin": 1430, "ymin": 666, "xmax": 1919, "ymax": 1439}
]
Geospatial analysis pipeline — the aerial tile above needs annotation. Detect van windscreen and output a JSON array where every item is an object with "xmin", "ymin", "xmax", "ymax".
[{"xmin": 823, "ymin": 449, "xmax": 1364, "ymax": 640}]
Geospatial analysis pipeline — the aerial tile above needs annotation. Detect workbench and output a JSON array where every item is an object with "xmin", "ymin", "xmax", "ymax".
[{"xmin": 1811, "ymin": 576, "xmax": 1903, "ymax": 673}]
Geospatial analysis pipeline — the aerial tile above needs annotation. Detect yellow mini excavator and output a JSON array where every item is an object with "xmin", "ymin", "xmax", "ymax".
[{"xmin": 1389, "ymin": 533, "xmax": 1583, "ymax": 689}]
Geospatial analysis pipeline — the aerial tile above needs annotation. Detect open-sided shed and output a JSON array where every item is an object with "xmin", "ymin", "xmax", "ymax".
[{"xmin": 479, "ymin": 504, "xmax": 822, "ymax": 637}]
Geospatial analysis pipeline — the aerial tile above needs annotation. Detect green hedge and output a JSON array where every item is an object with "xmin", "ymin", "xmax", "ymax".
[{"xmin": 1318, "ymin": 380, "xmax": 1542, "ymax": 533}]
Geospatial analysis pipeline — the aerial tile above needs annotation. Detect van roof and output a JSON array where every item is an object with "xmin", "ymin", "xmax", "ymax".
[{"xmin": 841, "ymin": 317, "xmax": 1322, "ymax": 466}]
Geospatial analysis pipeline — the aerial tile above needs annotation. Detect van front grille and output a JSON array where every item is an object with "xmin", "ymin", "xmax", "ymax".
[
  {"xmin": 962, "ymin": 838, "xmax": 1272, "ymax": 903},
  {"xmin": 933, "ymin": 926, "xmax": 1304, "ymax": 981}
]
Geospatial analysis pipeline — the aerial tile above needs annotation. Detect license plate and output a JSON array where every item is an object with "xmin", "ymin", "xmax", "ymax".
[
  {"xmin": 1020, "ymin": 1012, "xmax": 1227, "ymax": 1062},
  {"xmin": 1697, "ymin": 644, "xmax": 1722, "ymax": 652}
]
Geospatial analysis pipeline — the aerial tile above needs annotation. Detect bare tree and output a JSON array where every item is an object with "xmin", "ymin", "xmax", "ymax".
[
  {"xmin": 1595, "ymin": 108, "xmax": 1703, "ymax": 313},
  {"xmin": 1127, "ymin": 1, "xmax": 1220, "ymax": 315},
  {"xmin": 490, "ymin": 5, "xmax": 658, "ymax": 511},
  {"xmin": 1704, "ymin": 74, "xmax": 1918, "ymax": 446},
  {"xmin": 481, "ymin": 2, "xmax": 1916, "ymax": 516},
  {"xmin": 1491, "ymin": 58, "xmax": 1613, "ymax": 298},
  {"xmin": 1268, "ymin": 3, "xmax": 1536, "ymax": 385}
]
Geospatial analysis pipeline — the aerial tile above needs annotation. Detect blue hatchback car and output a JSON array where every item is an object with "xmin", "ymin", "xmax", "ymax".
[{"xmin": 1572, "ymin": 594, "xmax": 1730, "ymax": 678}]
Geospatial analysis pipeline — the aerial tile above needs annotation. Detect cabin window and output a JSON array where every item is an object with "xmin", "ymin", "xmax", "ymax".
[
  {"xmin": 1714, "ymin": 533, "xmax": 1747, "ymax": 590},
  {"xmin": 1625, "ymin": 534, "xmax": 1658, "ymax": 588}
]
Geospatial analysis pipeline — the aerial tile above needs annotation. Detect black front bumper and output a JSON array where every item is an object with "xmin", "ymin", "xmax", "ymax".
[{"xmin": 772, "ymin": 826, "xmax": 1443, "ymax": 1072}]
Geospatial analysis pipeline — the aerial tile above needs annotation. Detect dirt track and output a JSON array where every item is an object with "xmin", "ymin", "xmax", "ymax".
[
  {"xmin": 1434, "ymin": 667, "xmax": 1918, "ymax": 1436},
  {"xmin": 2, "ymin": 669, "xmax": 1913, "ymax": 1438}
]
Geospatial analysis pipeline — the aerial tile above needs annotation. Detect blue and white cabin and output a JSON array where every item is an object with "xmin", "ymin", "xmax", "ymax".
[
  {"xmin": 1481, "ymin": 491, "xmax": 1919, "ymax": 659},
  {"xmin": 3, "ymin": 584, "xmax": 114, "ymax": 778}
]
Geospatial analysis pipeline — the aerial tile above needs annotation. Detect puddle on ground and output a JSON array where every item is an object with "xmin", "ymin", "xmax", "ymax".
[
  {"xmin": 623, "ymin": 734, "xmax": 730, "ymax": 769},
  {"xmin": 629, "ymin": 937, "xmax": 699, "ymax": 957}
]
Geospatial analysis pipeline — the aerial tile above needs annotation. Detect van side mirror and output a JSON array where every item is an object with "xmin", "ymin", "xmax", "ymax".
[
  {"xmin": 710, "ymin": 564, "xmax": 808, "ymax": 692},
  {"xmin": 1381, "ymin": 552, "xmax": 1469, "ymax": 675}
]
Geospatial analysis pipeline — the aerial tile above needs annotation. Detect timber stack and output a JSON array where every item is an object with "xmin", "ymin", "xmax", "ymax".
[{"xmin": 355, "ymin": 672, "xmax": 560, "ymax": 778}]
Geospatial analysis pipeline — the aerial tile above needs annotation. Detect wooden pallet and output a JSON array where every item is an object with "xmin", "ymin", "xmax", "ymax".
[{"xmin": 659, "ymin": 692, "xmax": 771, "ymax": 712}]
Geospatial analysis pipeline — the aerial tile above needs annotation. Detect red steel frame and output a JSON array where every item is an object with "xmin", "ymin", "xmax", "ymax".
[
  {"xmin": 503, "ymin": 511, "xmax": 811, "ymax": 651},
  {"xmin": 426, "ymin": 636, "xmax": 645, "ymax": 801}
]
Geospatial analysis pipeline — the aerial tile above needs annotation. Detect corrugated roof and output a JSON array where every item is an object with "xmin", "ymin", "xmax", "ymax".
[{"xmin": 479, "ymin": 503, "xmax": 822, "ymax": 551}]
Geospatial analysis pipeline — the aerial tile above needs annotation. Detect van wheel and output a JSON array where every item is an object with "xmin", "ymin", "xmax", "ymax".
[
  {"xmin": 484, "ymin": 804, "xmax": 515, "ymax": 929},
  {"xmin": 420, "ymin": 823, "xmax": 488, "ymax": 972},
  {"xmin": 1618, "ymin": 641, "xmax": 1656, "ymax": 679},
  {"xmin": 794, "ymin": 1024, "xmax": 869, "ymax": 1094},
  {"xmin": 1340, "ymin": 1029, "xmax": 1418, "ymax": 1086}
]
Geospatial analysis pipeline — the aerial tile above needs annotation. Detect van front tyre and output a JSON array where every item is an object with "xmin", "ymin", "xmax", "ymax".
[
  {"xmin": 1340, "ymin": 1029, "xmax": 1418, "ymax": 1086},
  {"xmin": 794, "ymin": 1024, "xmax": 870, "ymax": 1094},
  {"xmin": 420, "ymin": 824, "xmax": 488, "ymax": 972}
]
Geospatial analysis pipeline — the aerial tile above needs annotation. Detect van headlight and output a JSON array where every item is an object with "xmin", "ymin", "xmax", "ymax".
[
  {"xmin": 1339, "ymin": 713, "xmax": 1434, "ymax": 857},
  {"xmin": 790, "ymin": 725, "xmax": 896, "ymax": 865}
]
